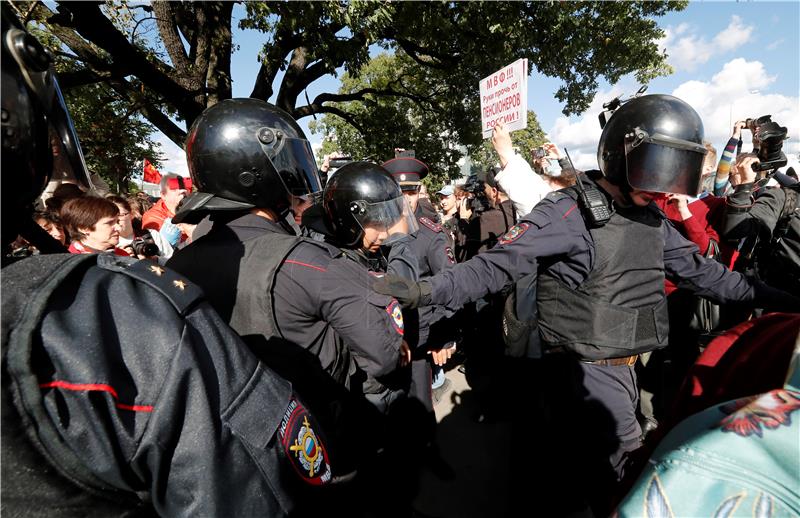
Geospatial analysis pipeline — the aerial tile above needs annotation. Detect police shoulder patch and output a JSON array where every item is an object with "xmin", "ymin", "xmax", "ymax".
[
  {"xmin": 445, "ymin": 246, "xmax": 456, "ymax": 264},
  {"xmin": 418, "ymin": 217, "xmax": 442, "ymax": 233},
  {"xmin": 386, "ymin": 299, "xmax": 404, "ymax": 335},
  {"xmin": 279, "ymin": 398, "xmax": 332, "ymax": 486},
  {"xmin": 497, "ymin": 223, "xmax": 531, "ymax": 245}
]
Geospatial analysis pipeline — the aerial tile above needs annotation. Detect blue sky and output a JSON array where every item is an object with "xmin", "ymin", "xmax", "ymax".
[{"xmin": 156, "ymin": 1, "xmax": 800, "ymax": 177}]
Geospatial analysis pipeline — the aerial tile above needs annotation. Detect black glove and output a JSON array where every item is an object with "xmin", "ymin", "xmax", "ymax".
[{"xmin": 372, "ymin": 274, "xmax": 432, "ymax": 309}]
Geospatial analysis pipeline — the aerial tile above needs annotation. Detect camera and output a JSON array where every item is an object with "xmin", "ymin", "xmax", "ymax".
[
  {"xmin": 532, "ymin": 147, "xmax": 547, "ymax": 160},
  {"xmin": 746, "ymin": 115, "xmax": 788, "ymax": 172},
  {"xmin": 131, "ymin": 234, "xmax": 160, "ymax": 257},
  {"xmin": 462, "ymin": 174, "xmax": 489, "ymax": 213},
  {"xmin": 328, "ymin": 156, "xmax": 353, "ymax": 169}
]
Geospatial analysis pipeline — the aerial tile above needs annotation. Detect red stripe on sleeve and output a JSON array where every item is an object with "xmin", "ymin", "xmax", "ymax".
[
  {"xmin": 40, "ymin": 380, "xmax": 153, "ymax": 413},
  {"xmin": 283, "ymin": 259, "xmax": 327, "ymax": 272},
  {"xmin": 562, "ymin": 204, "xmax": 578, "ymax": 218}
]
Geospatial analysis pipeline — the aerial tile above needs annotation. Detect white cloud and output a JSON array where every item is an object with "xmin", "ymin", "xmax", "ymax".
[
  {"xmin": 659, "ymin": 16, "xmax": 755, "ymax": 72},
  {"xmin": 766, "ymin": 38, "xmax": 784, "ymax": 51},
  {"xmin": 547, "ymin": 84, "xmax": 630, "ymax": 170},
  {"xmin": 545, "ymin": 58, "xmax": 800, "ymax": 173},
  {"xmin": 670, "ymin": 59, "xmax": 798, "ymax": 163},
  {"xmin": 154, "ymin": 134, "xmax": 189, "ymax": 178}
]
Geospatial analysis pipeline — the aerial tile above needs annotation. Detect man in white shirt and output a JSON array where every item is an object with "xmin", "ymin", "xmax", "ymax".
[{"xmin": 491, "ymin": 123, "xmax": 552, "ymax": 220}]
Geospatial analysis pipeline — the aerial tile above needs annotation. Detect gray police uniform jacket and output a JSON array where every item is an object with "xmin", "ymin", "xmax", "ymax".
[
  {"xmin": 1, "ymin": 253, "xmax": 333, "ymax": 517},
  {"xmin": 405, "ymin": 211, "xmax": 456, "ymax": 348},
  {"xmin": 166, "ymin": 214, "xmax": 403, "ymax": 387},
  {"xmin": 426, "ymin": 182, "xmax": 800, "ymax": 360}
]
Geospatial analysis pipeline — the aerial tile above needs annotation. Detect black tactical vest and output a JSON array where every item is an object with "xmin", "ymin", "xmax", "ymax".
[
  {"xmin": 170, "ymin": 230, "xmax": 354, "ymax": 385},
  {"xmin": 537, "ymin": 203, "xmax": 669, "ymax": 360}
]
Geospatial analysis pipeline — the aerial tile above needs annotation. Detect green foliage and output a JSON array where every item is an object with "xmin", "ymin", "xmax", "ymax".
[
  {"xmin": 305, "ymin": 1, "xmax": 684, "ymax": 186},
  {"xmin": 308, "ymin": 53, "xmax": 467, "ymax": 186},
  {"xmin": 25, "ymin": 0, "xmax": 686, "ymax": 184},
  {"xmin": 64, "ymin": 83, "xmax": 164, "ymax": 194}
]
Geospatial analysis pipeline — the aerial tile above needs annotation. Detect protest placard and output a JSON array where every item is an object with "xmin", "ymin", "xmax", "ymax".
[{"xmin": 479, "ymin": 58, "xmax": 528, "ymax": 138}]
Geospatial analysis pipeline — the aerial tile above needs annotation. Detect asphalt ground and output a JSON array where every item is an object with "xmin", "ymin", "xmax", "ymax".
[{"xmin": 412, "ymin": 368, "xmax": 514, "ymax": 518}]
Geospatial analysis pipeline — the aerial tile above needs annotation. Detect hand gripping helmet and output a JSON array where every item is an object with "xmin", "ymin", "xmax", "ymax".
[
  {"xmin": 322, "ymin": 161, "xmax": 407, "ymax": 247},
  {"xmin": 175, "ymin": 98, "xmax": 322, "ymax": 223},
  {"xmin": 2, "ymin": 4, "xmax": 92, "ymax": 246},
  {"xmin": 597, "ymin": 94, "xmax": 707, "ymax": 195}
]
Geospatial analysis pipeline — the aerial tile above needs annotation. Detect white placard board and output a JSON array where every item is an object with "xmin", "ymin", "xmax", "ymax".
[{"xmin": 479, "ymin": 58, "xmax": 528, "ymax": 138}]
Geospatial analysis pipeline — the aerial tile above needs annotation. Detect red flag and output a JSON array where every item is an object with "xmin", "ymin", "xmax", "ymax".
[{"xmin": 143, "ymin": 159, "xmax": 161, "ymax": 184}]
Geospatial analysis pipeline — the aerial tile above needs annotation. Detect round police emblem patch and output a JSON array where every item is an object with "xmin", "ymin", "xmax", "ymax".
[
  {"xmin": 386, "ymin": 299, "xmax": 404, "ymax": 335},
  {"xmin": 279, "ymin": 398, "xmax": 331, "ymax": 485},
  {"xmin": 498, "ymin": 222, "xmax": 530, "ymax": 245}
]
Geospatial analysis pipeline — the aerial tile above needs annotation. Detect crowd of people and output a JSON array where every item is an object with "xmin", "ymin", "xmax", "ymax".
[{"xmin": 2, "ymin": 6, "xmax": 798, "ymax": 517}]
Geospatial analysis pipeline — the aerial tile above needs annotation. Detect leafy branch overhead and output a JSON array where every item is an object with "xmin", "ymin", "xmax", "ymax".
[{"xmin": 17, "ymin": 0, "xmax": 684, "ymax": 160}]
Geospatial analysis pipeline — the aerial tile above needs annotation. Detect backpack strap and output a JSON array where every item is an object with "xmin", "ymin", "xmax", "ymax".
[{"xmin": 772, "ymin": 186, "xmax": 799, "ymax": 243}]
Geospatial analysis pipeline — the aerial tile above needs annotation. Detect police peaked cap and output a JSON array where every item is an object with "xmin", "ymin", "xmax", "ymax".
[{"xmin": 381, "ymin": 157, "xmax": 429, "ymax": 190}]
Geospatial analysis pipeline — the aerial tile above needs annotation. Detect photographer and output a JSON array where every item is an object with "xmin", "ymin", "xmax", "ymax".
[
  {"xmin": 459, "ymin": 175, "xmax": 491, "ymax": 261},
  {"xmin": 722, "ymin": 153, "xmax": 800, "ymax": 294},
  {"xmin": 466, "ymin": 169, "xmax": 516, "ymax": 257}
]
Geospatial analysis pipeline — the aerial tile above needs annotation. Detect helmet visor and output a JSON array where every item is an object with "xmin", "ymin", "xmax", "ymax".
[
  {"xmin": 352, "ymin": 196, "xmax": 419, "ymax": 237},
  {"xmin": 272, "ymin": 137, "xmax": 323, "ymax": 197},
  {"xmin": 6, "ymin": 24, "xmax": 92, "ymax": 190},
  {"xmin": 49, "ymin": 76, "xmax": 92, "ymax": 190},
  {"xmin": 624, "ymin": 130, "xmax": 706, "ymax": 195}
]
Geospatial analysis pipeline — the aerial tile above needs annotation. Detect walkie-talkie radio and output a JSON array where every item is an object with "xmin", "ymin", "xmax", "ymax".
[{"xmin": 564, "ymin": 148, "xmax": 613, "ymax": 228}]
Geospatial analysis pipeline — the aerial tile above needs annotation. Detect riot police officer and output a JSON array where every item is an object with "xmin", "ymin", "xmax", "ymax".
[
  {"xmin": 167, "ymin": 99, "xmax": 404, "ymax": 390},
  {"xmin": 374, "ymin": 94, "xmax": 800, "ymax": 516},
  {"xmin": 302, "ymin": 161, "xmax": 438, "ymax": 515},
  {"xmin": 299, "ymin": 161, "xmax": 419, "ymax": 411},
  {"xmin": 1, "ymin": 6, "xmax": 338, "ymax": 516}
]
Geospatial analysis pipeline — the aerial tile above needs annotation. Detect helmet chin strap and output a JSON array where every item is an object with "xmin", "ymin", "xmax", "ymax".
[
  {"xmin": 277, "ymin": 206, "xmax": 297, "ymax": 236},
  {"xmin": 619, "ymin": 180, "xmax": 635, "ymax": 206}
]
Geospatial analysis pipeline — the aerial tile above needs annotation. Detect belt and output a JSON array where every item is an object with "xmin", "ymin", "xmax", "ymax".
[{"xmin": 582, "ymin": 355, "xmax": 638, "ymax": 367}]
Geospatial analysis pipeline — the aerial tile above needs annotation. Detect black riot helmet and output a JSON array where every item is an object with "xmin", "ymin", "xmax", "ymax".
[
  {"xmin": 323, "ymin": 161, "xmax": 410, "ymax": 248},
  {"xmin": 597, "ymin": 94, "xmax": 707, "ymax": 195},
  {"xmin": 1, "ymin": 4, "xmax": 92, "ymax": 248},
  {"xmin": 175, "ymin": 98, "xmax": 322, "ymax": 223}
]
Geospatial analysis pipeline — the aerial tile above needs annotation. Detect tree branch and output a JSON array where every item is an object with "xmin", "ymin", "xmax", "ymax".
[
  {"xmin": 108, "ymin": 79, "xmax": 187, "ymax": 146},
  {"xmin": 276, "ymin": 46, "xmax": 310, "ymax": 112},
  {"xmin": 294, "ymin": 105, "xmax": 364, "ymax": 134},
  {"xmin": 151, "ymin": 1, "xmax": 191, "ymax": 75},
  {"xmin": 51, "ymin": 2, "xmax": 204, "ymax": 121},
  {"xmin": 311, "ymin": 86, "xmax": 438, "ymax": 107},
  {"xmin": 57, "ymin": 68, "xmax": 114, "ymax": 90}
]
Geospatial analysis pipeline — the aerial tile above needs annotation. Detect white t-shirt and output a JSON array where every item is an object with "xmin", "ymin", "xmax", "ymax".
[{"xmin": 494, "ymin": 154, "xmax": 552, "ymax": 220}]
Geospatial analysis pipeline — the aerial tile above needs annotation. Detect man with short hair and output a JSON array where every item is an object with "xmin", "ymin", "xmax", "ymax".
[{"xmin": 142, "ymin": 173, "xmax": 188, "ymax": 233}]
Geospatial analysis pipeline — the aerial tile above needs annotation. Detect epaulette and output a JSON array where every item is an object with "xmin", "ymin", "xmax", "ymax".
[
  {"xmin": 96, "ymin": 254, "xmax": 203, "ymax": 316},
  {"xmin": 418, "ymin": 217, "xmax": 443, "ymax": 233}
]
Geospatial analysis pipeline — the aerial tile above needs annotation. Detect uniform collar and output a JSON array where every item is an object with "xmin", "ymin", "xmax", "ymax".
[{"xmin": 216, "ymin": 212, "xmax": 291, "ymax": 238}]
